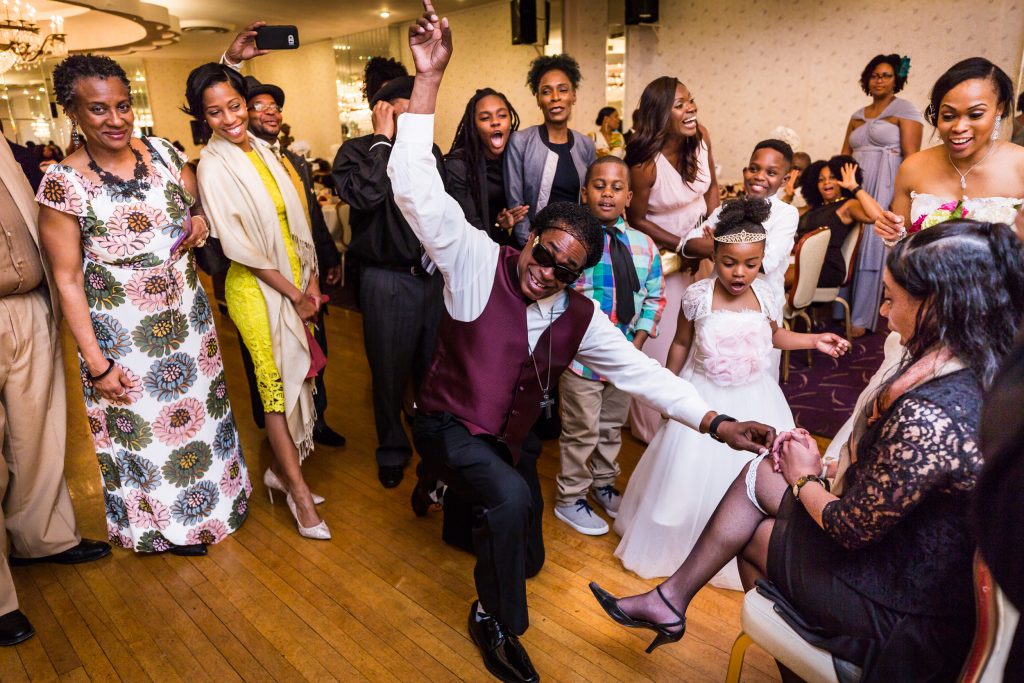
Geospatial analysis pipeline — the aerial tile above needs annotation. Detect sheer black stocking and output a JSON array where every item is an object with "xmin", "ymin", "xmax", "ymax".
[{"xmin": 614, "ymin": 456, "xmax": 789, "ymax": 630}]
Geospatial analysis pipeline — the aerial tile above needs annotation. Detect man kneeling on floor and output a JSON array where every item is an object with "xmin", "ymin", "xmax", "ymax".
[{"xmin": 390, "ymin": 3, "xmax": 776, "ymax": 681}]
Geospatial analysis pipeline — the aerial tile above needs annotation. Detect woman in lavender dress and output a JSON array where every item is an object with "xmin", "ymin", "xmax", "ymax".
[{"xmin": 841, "ymin": 54, "xmax": 924, "ymax": 335}]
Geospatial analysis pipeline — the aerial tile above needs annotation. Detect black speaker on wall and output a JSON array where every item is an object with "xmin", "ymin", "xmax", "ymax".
[
  {"xmin": 511, "ymin": 0, "xmax": 549, "ymax": 45},
  {"xmin": 625, "ymin": 0, "xmax": 659, "ymax": 25}
]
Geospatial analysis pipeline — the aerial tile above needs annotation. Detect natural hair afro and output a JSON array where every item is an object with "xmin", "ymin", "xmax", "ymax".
[
  {"xmin": 532, "ymin": 201, "xmax": 605, "ymax": 269},
  {"xmin": 53, "ymin": 54, "xmax": 131, "ymax": 111},
  {"xmin": 713, "ymin": 196, "xmax": 770, "ymax": 244},
  {"xmin": 363, "ymin": 56, "xmax": 408, "ymax": 101},
  {"xmin": 526, "ymin": 54, "xmax": 582, "ymax": 94}
]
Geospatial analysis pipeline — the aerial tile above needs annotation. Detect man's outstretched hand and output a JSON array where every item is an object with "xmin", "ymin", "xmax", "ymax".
[
  {"xmin": 409, "ymin": 0, "xmax": 452, "ymax": 77},
  {"xmin": 717, "ymin": 420, "xmax": 777, "ymax": 454}
]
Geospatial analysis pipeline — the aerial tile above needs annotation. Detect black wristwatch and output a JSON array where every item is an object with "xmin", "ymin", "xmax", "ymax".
[
  {"xmin": 708, "ymin": 414, "xmax": 737, "ymax": 443},
  {"xmin": 851, "ymin": 185, "xmax": 863, "ymax": 195}
]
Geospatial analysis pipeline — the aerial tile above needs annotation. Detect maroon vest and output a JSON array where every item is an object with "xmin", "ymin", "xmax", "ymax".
[{"xmin": 418, "ymin": 247, "xmax": 595, "ymax": 461}]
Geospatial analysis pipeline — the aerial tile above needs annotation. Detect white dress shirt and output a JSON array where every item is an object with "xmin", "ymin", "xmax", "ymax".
[
  {"xmin": 389, "ymin": 113, "xmax": 712, "ymax": 430},
  {"xmin": 684, "ymin": 194, "xmax": 798, "ymax": 322}
]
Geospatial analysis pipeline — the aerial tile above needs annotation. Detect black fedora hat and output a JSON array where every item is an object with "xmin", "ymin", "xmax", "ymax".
[{"xmin": 244, "ymin": 75, "xmax": 285, "ymax": 108}]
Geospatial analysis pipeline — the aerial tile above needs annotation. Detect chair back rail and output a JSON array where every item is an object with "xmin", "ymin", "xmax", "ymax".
[{"xmin": 787, "ymin": 227, "xmax": 830, "ymax": 313}]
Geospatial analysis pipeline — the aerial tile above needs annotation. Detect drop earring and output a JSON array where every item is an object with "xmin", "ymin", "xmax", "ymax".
[
  {"xmin": 992, "ymin": 116, "xmax": 1002, "ymax": 141},
  {"xmin": 70, "ymin": 121, "xmax": 81, "ymax": 146}
]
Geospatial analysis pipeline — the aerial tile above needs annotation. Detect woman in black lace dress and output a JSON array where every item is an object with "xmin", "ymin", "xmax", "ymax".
[{"xmin": 591, "ymin": 219, "xmax": 1024, "ymax": 681}]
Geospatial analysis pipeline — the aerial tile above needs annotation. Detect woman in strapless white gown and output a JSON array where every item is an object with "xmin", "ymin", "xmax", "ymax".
[{"xmin": 826, "ymin": 57, "xmax": 1024, "ymax": 467}]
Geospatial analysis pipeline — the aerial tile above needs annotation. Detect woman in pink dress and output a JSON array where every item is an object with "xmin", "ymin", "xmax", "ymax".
[{"xmin": 625, "ymin": 76, "xmax": 719, "ymax": 442}]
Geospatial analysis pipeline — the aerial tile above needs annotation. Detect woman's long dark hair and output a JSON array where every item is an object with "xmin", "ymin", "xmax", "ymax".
[
  {"xmin": 886, "ymin": 219, "xmax": 1024, "ymax": 388},
  {"xmin": 448, "ymin": 88, "xmax": 520, "ymax": 216},
  {"xmin": 925, "ymin": 57, "xmax": 1014, "ymax": 126},
  {"xmin": 625, "ymin": 76, "xmax": 703, "ymax": 185}
]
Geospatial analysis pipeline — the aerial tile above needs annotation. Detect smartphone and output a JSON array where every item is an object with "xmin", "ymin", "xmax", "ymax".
[
  {"xmin": 256, "ymin": 25, "xmax": 299, "ymax": 50},
  {"xmin": 171, "ymin": 212, "xmax": 193, "ymax": 254}
]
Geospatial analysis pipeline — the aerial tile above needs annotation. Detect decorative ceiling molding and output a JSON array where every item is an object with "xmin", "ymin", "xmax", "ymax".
[{"xmin": 58, "ymin": 0, "xmax": 181, "ymax": 54}]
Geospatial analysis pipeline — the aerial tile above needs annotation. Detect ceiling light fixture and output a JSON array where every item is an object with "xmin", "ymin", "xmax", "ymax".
[
  {"xmin": 0, "ymin": 3, "xmax": 67, "ymax": 75},
  {"xmin": 379, "ymin": 10, "xmax": 390, "ymax": 19}
]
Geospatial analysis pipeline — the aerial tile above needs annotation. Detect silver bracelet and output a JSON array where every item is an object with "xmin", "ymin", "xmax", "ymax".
[{"xmin": 882, "ymin": 227, "xmax": 907, "ymax": 248}]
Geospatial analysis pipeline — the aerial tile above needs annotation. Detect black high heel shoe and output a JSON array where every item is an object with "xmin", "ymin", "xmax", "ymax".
[{"xmin": 589, "ymin": 581, "xmax": 686, "ymax": 653}]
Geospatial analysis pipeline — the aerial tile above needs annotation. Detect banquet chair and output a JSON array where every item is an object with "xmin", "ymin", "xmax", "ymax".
[
  {"xmin": 958, "ymin": 552, "xmax": 1020, "ymax": 683},
  {"xmin": 811, "ymin": 225, "xmax": 863, "ymax": 341},
  {"xmin": 725, "ymin": 584, "xmax": 850, "ymax": 683},
  {"xmin": 334, "ymin": 202, "xmax": 352, "ymax": 287},
  {"xmin": 782, "ymin": 227, "xmax": 830, "ymax": 382}
]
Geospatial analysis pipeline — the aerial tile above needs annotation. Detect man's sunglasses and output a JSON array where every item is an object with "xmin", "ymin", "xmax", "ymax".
[{"xmin": 531, "ymin": 237, "xmax": 582, "ymax": 285}]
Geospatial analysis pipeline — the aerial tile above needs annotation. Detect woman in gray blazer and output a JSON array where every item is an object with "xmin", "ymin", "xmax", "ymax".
[{"xmin": 505, "ymin": 53, "xmax": 596, "ymax": 246}]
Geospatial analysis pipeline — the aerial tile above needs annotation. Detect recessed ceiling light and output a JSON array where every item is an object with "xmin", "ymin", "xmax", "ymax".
[{"xmin": 380, "ymin": 10, "xmax": 390, "ymax": 18}]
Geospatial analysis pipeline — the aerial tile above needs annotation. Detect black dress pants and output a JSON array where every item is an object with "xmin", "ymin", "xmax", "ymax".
[
  {"xmin": 238, "ymin": 307, "xmax": 330, "ymax": 428},
  {"xmin": 359, "ymin": 266, "xmax": 442, "ymax": 467},
  {"xmin": 413, "ymin": 412, "xmax": 545, "ymax": 636}
]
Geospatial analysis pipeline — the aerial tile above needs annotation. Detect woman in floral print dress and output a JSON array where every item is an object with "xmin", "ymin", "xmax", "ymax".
[{"xmin": 36, "ymin": 54, "xmax": 249, "ymax": 555}]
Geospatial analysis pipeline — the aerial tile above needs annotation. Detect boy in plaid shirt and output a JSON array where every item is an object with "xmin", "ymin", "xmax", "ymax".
[{"xmin": 554, "ymin": 157, "xmax": 665, "ymax": 535}]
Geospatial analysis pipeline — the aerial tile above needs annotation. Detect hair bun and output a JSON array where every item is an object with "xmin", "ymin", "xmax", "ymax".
[{"xmin": 717, "ymin": 196, "xmax": 771, "ymax": 231}]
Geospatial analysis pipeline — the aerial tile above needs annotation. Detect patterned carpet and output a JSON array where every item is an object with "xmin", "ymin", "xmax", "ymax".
[{"xmin": 781, "ymin": 323, "xmax": 888, "ymax": 438}]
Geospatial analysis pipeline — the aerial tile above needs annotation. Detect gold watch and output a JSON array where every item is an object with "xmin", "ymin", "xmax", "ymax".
[{"xmin": 792, "ymin": 475, "xmax": 830, "ymax": 500}]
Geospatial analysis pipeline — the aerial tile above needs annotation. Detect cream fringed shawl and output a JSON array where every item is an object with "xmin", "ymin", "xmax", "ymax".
[{"xmin": 198, "ymin": 132, "xmax": 319, "ymax": 460}]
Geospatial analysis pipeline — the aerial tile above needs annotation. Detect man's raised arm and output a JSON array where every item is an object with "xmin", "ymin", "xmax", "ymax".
[{"xmin": 387, "ymin": 1, "xmax": 495, "ymax": 288}]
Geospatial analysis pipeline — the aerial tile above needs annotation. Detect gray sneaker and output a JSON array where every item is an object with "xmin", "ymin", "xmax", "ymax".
[
  {"xmin": 554, "ymin": 499, "xmax": 609, "ymax": 535},
  {"xmin": 591, "ymin": 485, "xmax": 622, "ymax": 519}
]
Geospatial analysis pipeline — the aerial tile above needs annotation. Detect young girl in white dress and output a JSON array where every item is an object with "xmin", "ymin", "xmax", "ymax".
[{"xmin": 614, "ymin": 197, "xmax": 850, "ymax": 588}]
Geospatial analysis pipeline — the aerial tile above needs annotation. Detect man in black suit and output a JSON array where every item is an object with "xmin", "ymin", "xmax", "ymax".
[{"xmin": 242, "ymin": 76, "xmax": 347, "ymax": 448}]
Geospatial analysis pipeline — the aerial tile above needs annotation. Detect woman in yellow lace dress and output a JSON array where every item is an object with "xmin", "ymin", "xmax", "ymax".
[{"xmin": 187, "ymin": 62, "xmax": 330, "ymax": 540}]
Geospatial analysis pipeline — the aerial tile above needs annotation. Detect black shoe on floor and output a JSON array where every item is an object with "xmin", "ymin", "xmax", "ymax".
[
  {"xmin": 411, "ymin": 473, "xmax": 439, "ymax": 517},
  {"xmin": 168, "ymin": 544, "xmax": 207, "ymax": 557},
  {"xmin": 9, "ymin": 538, "xmax": 111, "ymax": 567},
  {"xmin": 467, "ymin": 602, "xmax": 539, "ymax": 683},
  {"xmin": 0, "ymin": 610, "xmax": 34, "ymax": 647},
  {"xmin": 313, "ymin": 424, "xmax": 347, "ymax": 448},
  {"xmin": 378, "ymin": 465, "xmax": 404, "ymax": 489}
]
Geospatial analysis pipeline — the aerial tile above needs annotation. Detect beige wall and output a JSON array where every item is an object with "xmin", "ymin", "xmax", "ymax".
[
  {"xmin": 252, "ymin": 39, "xmax": 341, "ymax": 160},
  {"xmin": 399, "ymin": 0, "xmax": 544, "ymax": 151},
  {"xmin": 143, "ymin": 58, "xmax": 200, "ymax": 159},
  {"xmin": 625, "ymin": 0, "xmax": 1024, "ymax": 183}
]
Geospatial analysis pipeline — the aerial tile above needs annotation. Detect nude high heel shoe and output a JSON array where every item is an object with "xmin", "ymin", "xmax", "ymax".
[
  {"xmin": 286, "ymin": 493, "xmax": 332, "ymax": 540},
  {"xmin": 263, "ymin": 469, "xmax": 325, "ymax": 505}
]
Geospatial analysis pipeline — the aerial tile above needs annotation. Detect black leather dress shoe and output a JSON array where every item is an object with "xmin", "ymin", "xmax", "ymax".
[
  {"xmin": 411, "ymin": 471, "xmax": 438, "ymax": 517},
  {"xmin": 313, "ymin": 424, "xmax": 347, "ymax": 448},
  {"xmin": 0, "ymin": 610, "xmax": 35, "ymax": 646},
  {"xmin": 467, "ymin": 602, "xmax": 539, "ymax": 683},
  {"xmin": 9, "ymin": 538, "xmax": 111, "ymax": 567},
  {"xmin": 378, "ymin": 465, "xmax": 404, "ymax": 488},
  {"xmin": 168, "ymin": 544, "xmax": 207, "ymax": 557}
]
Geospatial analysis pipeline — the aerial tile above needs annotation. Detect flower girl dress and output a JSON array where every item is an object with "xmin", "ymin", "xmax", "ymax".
[{"xmin": 615, "ymin": 277, "xmax": 796, "ymax": 589}]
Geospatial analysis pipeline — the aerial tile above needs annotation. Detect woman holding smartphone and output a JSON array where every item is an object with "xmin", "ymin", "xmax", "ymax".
[{"xmin": 188, "ymin": 28, "xmax": 329, "ymax": 540}]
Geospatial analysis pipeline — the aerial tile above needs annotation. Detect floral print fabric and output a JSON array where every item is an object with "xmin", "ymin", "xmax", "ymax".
[{"xmin": 37, "ymin": 136, "xmax": 250, "ymax": 551}]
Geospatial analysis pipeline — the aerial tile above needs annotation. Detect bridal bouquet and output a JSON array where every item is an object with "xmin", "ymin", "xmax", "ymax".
[{"xmin": 910, "ymin": 198, "xmax": 1021, "ymax": 235}]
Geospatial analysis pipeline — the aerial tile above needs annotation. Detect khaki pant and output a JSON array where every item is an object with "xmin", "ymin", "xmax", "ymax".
[
  {"xmin": 0, "ymin": 288, "xmax": 79, "ymax": 615},
  {"xmin": 556, "ymin": 371, "xmax": 631, "ymax": 507}
]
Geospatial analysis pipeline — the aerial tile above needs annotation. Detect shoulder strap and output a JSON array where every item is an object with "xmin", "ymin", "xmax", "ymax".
[{"xmin": 141, "ymin": 136, "xmax": 169, "ymax": 170}]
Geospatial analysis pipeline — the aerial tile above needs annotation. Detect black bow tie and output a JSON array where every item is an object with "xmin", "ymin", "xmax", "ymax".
[{"xmin": 605, "ymin": 226, "xmax": 641, "ymax": 323}]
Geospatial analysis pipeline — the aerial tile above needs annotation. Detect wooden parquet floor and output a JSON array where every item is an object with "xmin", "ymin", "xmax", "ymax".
[{"xmin": 2, "ymin": 293, "xmax": 783, "ymax": 682}]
